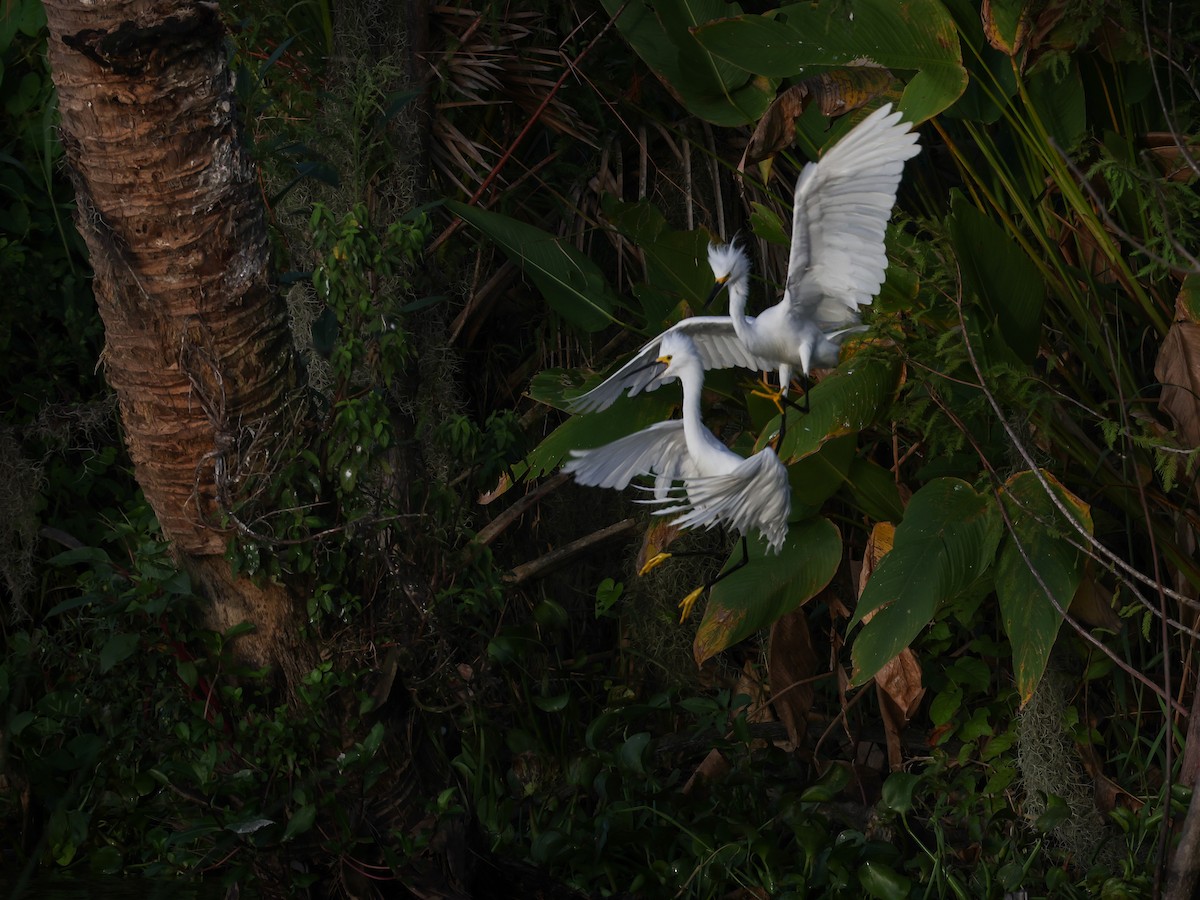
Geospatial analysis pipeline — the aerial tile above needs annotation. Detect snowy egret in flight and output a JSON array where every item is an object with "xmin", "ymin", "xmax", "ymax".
[
  {"xmin": 726, "ymin": 103, "xmax": 920, "ymax": 409},
  {"xmin": 566, "ymin": 103, "xmax": 919, "ymax": 416},
  {"xmin": 562, "ymin": 329, "xmax": 790, "ymax": 618}
]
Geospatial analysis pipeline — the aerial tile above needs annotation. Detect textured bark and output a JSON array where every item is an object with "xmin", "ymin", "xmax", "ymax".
[{"xmin": 43, "ymin": 0, "xmax": 305, "ymax": 674}]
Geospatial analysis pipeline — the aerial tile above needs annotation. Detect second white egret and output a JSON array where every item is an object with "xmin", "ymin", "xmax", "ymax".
[{"xmin": 562, "ymin": 329, "xmax": 791, "ymax": 616}]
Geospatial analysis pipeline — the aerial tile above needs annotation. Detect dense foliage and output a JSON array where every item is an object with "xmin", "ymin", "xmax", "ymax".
[{"xmin": 4, "ymin": 0, "xmax": 1200, "ymax": 897}]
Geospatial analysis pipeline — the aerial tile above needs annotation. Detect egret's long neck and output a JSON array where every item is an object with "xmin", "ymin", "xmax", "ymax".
[
  {"xmin": 676, "ymin": 360, "xmax": 729, "ymax": 473},
  {"xmin": 726, "ymin": 274, "xmax": 754, "ymax": 347}
]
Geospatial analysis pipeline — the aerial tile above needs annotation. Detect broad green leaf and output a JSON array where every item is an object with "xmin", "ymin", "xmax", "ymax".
[
  {"xmin": 446, "ymin": 200, "xmax": 626, "ymax": 332},
  {"xmin": 842, "ymin": 457, "xmax": 906, "ymax": 523},
  {"xmin": 754, "ymin": 352, "xmax": 904, "ymax": 463},
  {"xmin": 995, "ymin": 470, "xmax": 1092, "ymax": 704},
  {"xmin": 788, "ymin": 433, "xmax": 857, "ymax": 515},
  {"xmin": 600, "ymin": 0, "xmax": 774, "ymax": 126},
  {"xmin": 617, "ymin": 731, "xmax": 652, "ymax": 774},
  {"xmin": 604, "ymin": 196, "xmax": 719, "ymax": 324},
  {"xmin": 1026, "ymin": 62, "xmax": 1087, "ymax": 151},
  {"xmin": 514, "ymin": 391, "xmax": 680, "ymax": 480},
  {"xmin": 749, "ymin": 201, "xmax": 790, "ymax": 247},
  {"xmin": 528, "ymin": 367, "xmax": 591, "ymax": 410},
  {"xmin": 283, "ymin": 804, "xmax": 317, "ymax": 841},
  {"xmin": 859, "ymin": 860, "xmax": 913, "ymax": 900},
  {"xmin": 694, "ymin": 517, "xmax": 841, "ymax": 664},
  {"xmin": 696, "ymin": 0, "xmax": 968, "ymax": 123},
  {"xmin": 49, "ymin": 546, "xmax": 111, "ymax": 567},
  {"xmin": 949, "ymin": 192, "xmax": 1045, "ymax": 364},
  {"xmin": 799, "ymin": 761, "xmax": 851, "ymax": 802},
  {"xmin": 99, "ymin": 633, "xmax": 139, "ymax": 673},
  {"xmin": 849, "ymin": 478, "xmax": 1002, "ymax": 686}
]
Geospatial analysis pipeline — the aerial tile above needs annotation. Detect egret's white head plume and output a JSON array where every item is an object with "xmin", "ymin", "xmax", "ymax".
[{"xmin": 707, "ymin": 242, "xmax": 749, "ymax": 286}]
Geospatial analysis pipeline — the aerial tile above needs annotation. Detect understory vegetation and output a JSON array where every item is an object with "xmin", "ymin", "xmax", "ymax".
[{"xmin": 4, "ymin": 0, "xmax": 1200, "ymax": 897}]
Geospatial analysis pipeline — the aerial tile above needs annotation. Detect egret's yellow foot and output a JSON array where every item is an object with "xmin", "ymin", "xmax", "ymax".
[
  {"xmin": 749, "ymin": 383, "xmax": 786, "ymax": 415},
  {"xmin": 677, "ymin": 586, "xmax": 706, "ymax": 623},
  {"xmin": 639, "ymin": 552, "xmax": 672, "ymax": 577}
]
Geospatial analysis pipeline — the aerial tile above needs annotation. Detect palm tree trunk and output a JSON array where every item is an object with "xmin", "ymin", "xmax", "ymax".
[{"xmin": 43, "ymin": 0, "xmax": 307, "ymax": 677}]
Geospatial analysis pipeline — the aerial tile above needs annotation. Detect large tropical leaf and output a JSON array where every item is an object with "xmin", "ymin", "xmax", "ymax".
[
  {"xmin": 849, "ymin": 478, "xmax": 1002, "ymax": 686},
  {"xmin": 447, "ymin": 200, "xmax": 627, "ymax": 332},
  {"xmin": 995, "ymin": 470, "xmax": 1092, "ymax": 704},
  {"xmin": 599, "ymin": 0, "xmax": 774, "ymax": 126},
  {"xmin": 694, "ymin": 517, "xmax": 842, "ymax": 664},
  {"xmin": 753, "ymin": 352, "xmax": 904, "ymax": 463},
  {"xmin": 694, "ymin": 0, "xmax": 968, "ymax": 123},
  {"xmin": 949, "ymin": 192, "xmax": 1045, "ymax": 364}
]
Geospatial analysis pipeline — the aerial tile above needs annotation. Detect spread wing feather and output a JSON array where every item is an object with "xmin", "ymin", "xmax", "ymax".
[
  {"xmin": 786, "ymin": 104, "xmax": 921, "ymax": 330},
  {"xmin": 566, "ymin": 317, "xmax": 776, "ymax": 413},
  {"xmin": 562, "ymin": 421, "xmax": 701, "ymax": 499},
  {"xmin": 640, "ymin": 447, "xmax": 791, "ymax": 553}
]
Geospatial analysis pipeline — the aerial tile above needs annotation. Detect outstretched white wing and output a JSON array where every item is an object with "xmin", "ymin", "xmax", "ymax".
[
  {"xmin": 643, "ymin": 447, "xmax": 791, "ymax": 554},
  {"xmin": 562, "ymin": 420, "xmax": 702, "ymax": 499},
  {"xmin": 566, "ymin": 317, "xmax": 776, "ymax": 414},
  {"xmin": 786, "ymin": 103, "xmax": 921, "ymax": 331}
]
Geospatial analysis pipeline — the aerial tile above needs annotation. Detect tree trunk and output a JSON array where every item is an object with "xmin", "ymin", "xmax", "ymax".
[{"xmin": 43, "ymin": 0, "xmax": 307, "ymax": 678}]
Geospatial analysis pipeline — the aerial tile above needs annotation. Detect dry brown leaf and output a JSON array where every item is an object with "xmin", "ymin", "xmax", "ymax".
[
  {"xmin": 875, "ymin": 648, "xmax": 925, "ymax": 771},
  {"xmin": 1068, "ymin": 575, "xmax": 1123, "ymax": 632},
  {"xmin": 1144, "ymin": 133, "xmax": 1200, "ymax": 183},
  {"xmin": 739, "ymin": 68, "xmax": 895, "ymax": 171},
  {"xmin": 681, "ymin": 748, "xmax": 731, "ymax": 795},
  {"xmin": 768, "ymin": 607, "xmax": 819, "ymax": 749},
  {"xmin": 1155, "ymin": 292, "xmax": 1200, "ymax": 447},
  {"xmin": 733, "ymin": 660, "xmax": 774, "ymax": 726},
  {"xmin": 858, "ymin": 521, "xmax": 895, "ymax": 602}
]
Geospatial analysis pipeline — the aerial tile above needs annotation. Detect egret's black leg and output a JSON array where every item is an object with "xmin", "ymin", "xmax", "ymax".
[{"xmin": 678, "ymin": 536, "xmax": 750, "ymax": 622}]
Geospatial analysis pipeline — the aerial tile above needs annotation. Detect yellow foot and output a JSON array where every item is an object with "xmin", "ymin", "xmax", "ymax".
[
  {"xmin": 749, "ymin": 383, "xmax": 786, "ymax": 415},
  {"xmin": 677, "ymin": 586, "xmax": 706, "ymax": 623},
  {"xmin": 639, "ymin": 551, "xmax": 672, "ymax": 577}
]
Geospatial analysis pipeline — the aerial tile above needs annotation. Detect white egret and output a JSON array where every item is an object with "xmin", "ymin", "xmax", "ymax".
[
  {"xmin": 562, "ymin": 330, "xmax": 790, "ymax": 618},
  {"xmin": 566, "ymin": 103, "xmax": 919, "ymax": 416},
  {"xmin": 728, "ymin": 102, "xmax": 920, "ymax": 409}
]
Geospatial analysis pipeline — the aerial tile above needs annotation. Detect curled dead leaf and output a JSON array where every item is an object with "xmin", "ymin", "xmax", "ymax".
[{"xmin": 739, "ymin": 68, "xmax": 895, "ymax": 172}]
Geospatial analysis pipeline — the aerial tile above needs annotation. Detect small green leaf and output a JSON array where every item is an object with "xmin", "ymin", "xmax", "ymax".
[
  {"xmin": 176, "ymin": 660, "xmax": 198, "ymax": 689},
  {"xmin": 859, "ymin": 859, "xmax": 913, "ymax": 900},
  {"xmin": 283, "ymin": 804, "xmax": 317, "ymax": 841},
  {"xmin": 99, "ymin": 633, "xmax": 139, "ymax": 673},
  {"xmin": 617, "ymin": 732, "xmax": 652, "ymax": 775},
  {"xmin": 533, "ymin": 693, "xmax": 570, "ymax": 713},
  {"xmin": 799, "ymin": 762, "xmax": 851, "ymax": 802},
  {"xmin": 749, "ymin": 202, "xmax": 790, "ymax": 247},
  {"xmin": 881, "ymin": 772, "xmax": 921, "ymax": 814}
]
